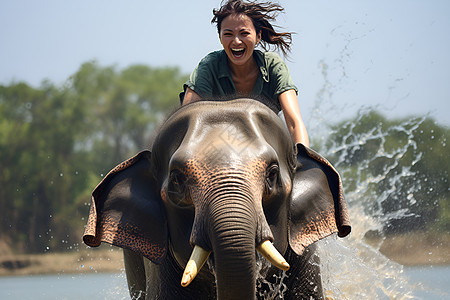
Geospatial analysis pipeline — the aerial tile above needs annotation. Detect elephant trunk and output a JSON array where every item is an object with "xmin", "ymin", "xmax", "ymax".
[
  {"xmin": 209, "ymin": 194, "xmax": 258, "ymax": 300},
  {"xmin": 183, "ymin": 169, "xmax": 288, "ymax": 298}
]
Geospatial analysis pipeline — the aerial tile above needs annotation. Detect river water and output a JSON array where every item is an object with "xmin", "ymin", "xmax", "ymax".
[{"xmin": 0, "ymin": 266, "xmax": 448, "ymax": 299}]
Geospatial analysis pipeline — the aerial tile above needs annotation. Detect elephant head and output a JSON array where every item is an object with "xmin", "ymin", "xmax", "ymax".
[{"xmin": 83, "ymin": 99, "xmax": 350, "ymax": 299}]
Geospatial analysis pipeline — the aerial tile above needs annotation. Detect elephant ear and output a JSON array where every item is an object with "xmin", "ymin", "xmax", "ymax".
[
  {"xmin": 83, "ymin": 150, "xmax": 168, "ymax": 264},
  {"xmin": 288, "ymin": 144, "xmax": 351, "ymax": 255}
]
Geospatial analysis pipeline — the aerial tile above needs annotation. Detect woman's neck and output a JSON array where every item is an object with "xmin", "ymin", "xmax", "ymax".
[
  {"xmin": 228, "ymin": 56, "xmax": 258, "ymax": 78},
  {"xmin": 228, "ymin": 56, "xmax": 259, "ymax": 95}
]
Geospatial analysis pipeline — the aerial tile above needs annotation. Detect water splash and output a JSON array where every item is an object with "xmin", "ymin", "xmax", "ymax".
[
  {"xmin": 310, "ymin": 107, "xmax": 447, "ymax": 298},
  {"xmin": 301, "ymin": 19, "xmax": 448, "ymax": 294},
  {"xmin": 257, "ymin": 270, "xmax": 288, "ymax": 299},
  {"xmin": 324, "ymin": 109, "xmax": 427, "ymax": 227},
  {"xmin": 102, "ymin": 272, "xmax": 130, "ymax": 299},
  {"xmin": 317, "ymin": 236, "xmax": 415, "ymax": 299},
  {"xmin": 256, "ymin": 253, "xmax": 288, "ymax": 299}
]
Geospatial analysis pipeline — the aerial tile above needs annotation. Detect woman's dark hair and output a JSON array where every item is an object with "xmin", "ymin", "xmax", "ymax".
[{"xmin": 212, "ymin": 0, "xmax": 293, "ymax": 56}]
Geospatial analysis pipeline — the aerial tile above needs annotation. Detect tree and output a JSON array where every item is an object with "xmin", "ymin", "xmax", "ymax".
[
  {"xmin": 0, "ymin": 62, "xmax": 188, "ymax": 253},
  {"xmin": 70, "ymin": 61, "xmax": 186, "ymax": 170},
  {"xmin": 0, "ymin": 81, "xmax": 88, "ymax": 251}
]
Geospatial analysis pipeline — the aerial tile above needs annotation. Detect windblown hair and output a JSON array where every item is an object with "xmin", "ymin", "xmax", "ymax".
[{"xmin": 212, "ymin": 0, "xmax": 293, "ymax": 56}]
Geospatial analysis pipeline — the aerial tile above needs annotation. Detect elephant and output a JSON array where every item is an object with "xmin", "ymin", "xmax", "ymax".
[{"xmin": 83, "ymin": 98, "xmax": 351, "ymax": 299}]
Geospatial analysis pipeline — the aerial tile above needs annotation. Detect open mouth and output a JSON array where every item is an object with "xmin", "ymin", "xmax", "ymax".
[{"xmin": 231, "ymin": 48, "xmax": 245, "ymax": 58}]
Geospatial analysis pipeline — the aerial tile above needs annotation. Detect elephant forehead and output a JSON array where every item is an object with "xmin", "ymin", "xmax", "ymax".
[
  {"xmin": 168, "ymin": 99, "xmax": 287, "ymax": 143},
  {"xmin": 155, "ymin": 98, "xmax": 293, "ymax": 156},
  {"xmin": 184, "ymin": 157, "xmax": 268, "ymax": 185},
  {"xmin": 183, "ymin": 113, "xmax": 261, "ymax": 153},
  {"xmin": 189, "ymin": 134, "xmax": 266, "ymax": 163}
]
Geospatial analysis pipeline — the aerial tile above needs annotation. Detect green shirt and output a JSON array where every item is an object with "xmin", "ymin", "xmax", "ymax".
[{"xmin": 182, "ymin": 50, "xmax": 298, "ymax": 113}]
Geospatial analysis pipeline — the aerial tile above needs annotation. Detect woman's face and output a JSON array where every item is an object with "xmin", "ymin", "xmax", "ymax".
[{"xmin": 219, "ymin": 13, "xmax": 261, "ymax": 67}]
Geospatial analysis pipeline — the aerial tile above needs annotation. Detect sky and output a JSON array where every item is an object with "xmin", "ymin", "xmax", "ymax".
[{"xmin": 1, "ymin": 0, "xmax": 449, "ymax": 127}]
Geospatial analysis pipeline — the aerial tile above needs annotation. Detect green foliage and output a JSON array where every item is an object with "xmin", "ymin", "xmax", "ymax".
[
  {"xmin": 324, "ymin": 109, "xmax": 449, "ymax": 235},
  {"xmin": 0, "ymin": 62, "xmax": 187, "ymax": 253}
]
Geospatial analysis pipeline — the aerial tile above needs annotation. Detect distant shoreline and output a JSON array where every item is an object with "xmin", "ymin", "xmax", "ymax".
[
  {"xmin": 0, "ymin": 248, "xmax": 124, "ymax": 277},
  {"xmin": 374, "ymin": 232, "xmax": 450, "ymax": 266},
  {"xmin": 1, "ymin": 233, "xmax": 449, "ymax": 277}
]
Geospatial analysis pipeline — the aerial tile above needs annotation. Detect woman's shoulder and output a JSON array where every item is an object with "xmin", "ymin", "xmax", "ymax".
[
  {"xmin": 188, "ymin": 50, "xmax": 229, "ymax": 89},
  {"xmin": 260, "ymin": 51, "xmax": 284, "ymax": 64},
  {"xmin": 259, "ymin": 51, "xmax": 290, "ymax": 75},
  {"xmin": 198, "ymin": 50, "xmax": 227, "ymax": 66}
]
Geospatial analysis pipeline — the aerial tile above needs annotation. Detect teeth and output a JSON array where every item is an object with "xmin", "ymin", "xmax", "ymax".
[{"xmin": 232, "ymin": 48, "xmax": 244, "ymax": 52}]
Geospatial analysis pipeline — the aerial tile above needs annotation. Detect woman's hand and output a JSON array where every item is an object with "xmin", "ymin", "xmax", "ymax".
[{"xmin": 279, "ymin": 89, "xmax": 310, "ymax": 147}]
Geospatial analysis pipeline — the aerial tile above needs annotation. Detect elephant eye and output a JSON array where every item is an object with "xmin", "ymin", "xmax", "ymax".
[
  {"xmin": 169, "ymin": 169, "xmax": 187, "ymax": 195},
  {"xmin": 265, "ymin": 164, "xmax": 279, "ymax": 190}
]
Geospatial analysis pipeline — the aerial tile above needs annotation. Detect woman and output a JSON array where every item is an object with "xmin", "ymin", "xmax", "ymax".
[{"xmin": 182, "ymin": 0, "xmax": 309, "ymax": 146}]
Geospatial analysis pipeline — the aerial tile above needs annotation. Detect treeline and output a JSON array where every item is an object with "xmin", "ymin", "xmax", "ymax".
[
  {"xmin": 0, "ymin": 61, "xmax": 187, "ymax": 253},
  {"xmin": 0, "ymin": 61, "xmax": 448, "ymax": 254}
]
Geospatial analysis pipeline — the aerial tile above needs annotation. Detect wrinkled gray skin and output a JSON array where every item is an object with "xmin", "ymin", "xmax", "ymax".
[{"xmin": 83, "ymin": 99, "xmax": 350, "ymax": 300}]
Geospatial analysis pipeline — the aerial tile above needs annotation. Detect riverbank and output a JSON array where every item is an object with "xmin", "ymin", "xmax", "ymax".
[
  {"xmin": 376, "ymin": 232, "xmax": 450, "ymax": 266},
  {"xmin": 0, "ymin": 247, "xmax": 123, "ymax": 277},
  {"xmin": 1, "ymin": 233, "xmax": 449, "ymax": 277}
]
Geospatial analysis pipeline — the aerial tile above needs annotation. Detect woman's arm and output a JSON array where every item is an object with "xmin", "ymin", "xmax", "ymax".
[
  {"xmin": 279, "ymin": 89, "xmax": 310, "ymax": 147},
  {"xmin": 182, "ymin": 87, "xmax": 202, "ymax": 105}
]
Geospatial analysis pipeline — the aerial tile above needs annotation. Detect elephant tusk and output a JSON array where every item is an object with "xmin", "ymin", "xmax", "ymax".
[
  {"xmin": 256, "ymin": 240, "xmax": 290, "ymax": 271},
  {"xmin": 181, "ymin": 245, "xmax": 211, "ymax": 287}
]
